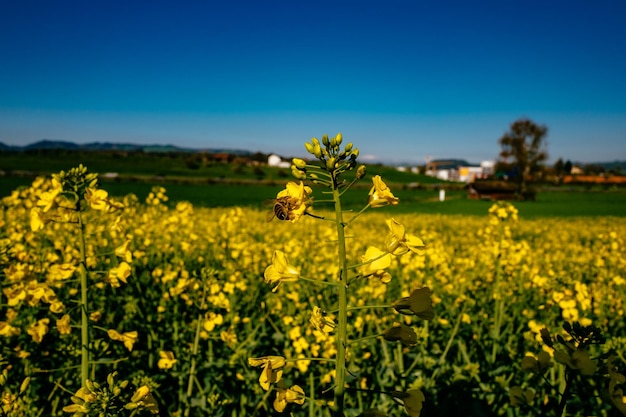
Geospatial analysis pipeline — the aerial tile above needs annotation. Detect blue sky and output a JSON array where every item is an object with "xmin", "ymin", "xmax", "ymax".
[{"xmin": 1, "ymin": 0, "xmax": 625, "ymax": 165}]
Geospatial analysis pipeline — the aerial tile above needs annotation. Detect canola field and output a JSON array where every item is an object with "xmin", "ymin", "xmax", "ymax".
[{"xmin": 1, "ymin": 170, "xmax": 626, "ymax": 417}]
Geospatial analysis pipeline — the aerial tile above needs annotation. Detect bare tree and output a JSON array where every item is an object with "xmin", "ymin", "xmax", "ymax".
[{"xmin": 498, "ymin": 119, "xmax": 548, "ymax": 199}]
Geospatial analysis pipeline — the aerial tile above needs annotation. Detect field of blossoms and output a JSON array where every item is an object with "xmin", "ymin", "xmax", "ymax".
[{"xmin": 1, "ymin": 164, "xmax": 626, "ymax": 416}]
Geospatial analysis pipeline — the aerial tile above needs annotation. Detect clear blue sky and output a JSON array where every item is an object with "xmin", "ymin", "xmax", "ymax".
[{"xmin": 1, "ymin": 0, "xmax": 625, "ymax": 164}]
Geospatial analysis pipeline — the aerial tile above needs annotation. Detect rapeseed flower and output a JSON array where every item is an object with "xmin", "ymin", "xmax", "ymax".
[
  {"xmin": 248, "ymin": 356, "xmax": 286, "ymax": 391},
  {"xmin": 107, "ymin": 329, "xmax": 138, "ymax": 351},
  {"xmin": 274, "ymin": 181, "xmax": 313, "ymax": 222},
  {"xmin": 56, "ymin": 314, "xmax": 72, "ymax": 335},
  {"xmin": 273, "ymin": 385, "xmax": 305, "ymax": 412},
  {"xmin": 368, "ymin": 176, "xmax": 399, "ymax": 208},
  {"xmin": 310, "ymin": 306, "xmax": 335, "ymax": 333},
  {"xmin": 385, "ymin": 218, "xmax": 425, "ymax": 255},
  {"xmin": 105, "ymin": 262, "xmax": 131, "ymax": 288},
  {"xmin": 84, "ymin": 187, "xmax": 109, "ymax": 211},
  {"xmin": 157, "ymin": 351, "xmax": 177, "ymax": 369},
  {"xmin": 27, "ymin": 318, "xmax": 50, "ymax": 343},
  {"xmin": 358, "ymin": 247, "xmax": 392, "ymax": 280},
  {"xmin": 264, "ymin": 250, "xmax": 300, "ymax": 291}
]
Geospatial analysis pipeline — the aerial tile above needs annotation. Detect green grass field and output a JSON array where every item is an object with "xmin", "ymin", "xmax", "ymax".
[
  {"xmin": 2, "ymin": 150, "xmax": 625, "ymax": 217},
  {"xmin": 3, "ymin": 174, "xmax": 626, "ymax": 218}
]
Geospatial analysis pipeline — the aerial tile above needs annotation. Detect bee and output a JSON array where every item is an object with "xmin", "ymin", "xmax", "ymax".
[{"xmin": 265, "ymin": 196, "xmax": 297, "ymax": 222}]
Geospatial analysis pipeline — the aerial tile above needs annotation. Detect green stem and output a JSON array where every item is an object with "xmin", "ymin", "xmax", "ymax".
[
  {"xmin": 345, "ymin": 203, "xmax": 372, "ymax": 226},
  {"xmin": 490, "ymin": 231, "xmax": 503, "ymax": 364},
  {"xmin": 76, "ymin": 209, "xmax": 89, "ymax": 387},
  {"xmin": 183, "ymin": 314, "xmax": 203, "ymax": 417},
  {"xmin": 331, "ymin": 178, "xmax": 348, "ymax": 417},
  {"xmin": 347, "ymin": 334, "xmax": 383, "ymax": 346},
  {"xmin": 298, "ymin": 276, "xmax": 340, "ymax": 286}
]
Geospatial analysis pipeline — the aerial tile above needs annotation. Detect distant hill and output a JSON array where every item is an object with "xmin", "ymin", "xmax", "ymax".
[{"xmin": 0, "ymin": 139, "xmax": 253, "ymax": 156}]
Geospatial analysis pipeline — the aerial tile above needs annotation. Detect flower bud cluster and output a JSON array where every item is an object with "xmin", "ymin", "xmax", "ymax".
[
  {"xmin": 63, "ymin": 372, "xmax": 155, "ymax": 416},
  {"xmin": 294, "ymin": 133, "xmax": 361, "ymax": 185}
]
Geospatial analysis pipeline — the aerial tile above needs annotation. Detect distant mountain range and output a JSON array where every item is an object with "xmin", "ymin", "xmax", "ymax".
[{"xmin": 0, "ymin": 139, "xmax": 253, "ymax": 156}]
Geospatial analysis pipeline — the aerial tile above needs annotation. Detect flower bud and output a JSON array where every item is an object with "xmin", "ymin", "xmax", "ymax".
[
  {"xmin": 292, "ymin": 158, "xmax": 307, "ymax": 170},
  {"xmin": 131, "ymin": 385, "xmax": 150, "ymax": 403},
  {"xmin": 326, "ymin": 157, "xmax": 336, "ymax": 170},
  {"xmin": 335, "ymin": 133, "xmax": 342, "ymax": 146},
  {"xmin": 352, "ymin": 148, "xmax": 359, "ymax": 158},
  {"xmin": 291, "ymin": 166, "xmax": 307, "ymax": 180},
  {"xmin": 304, "ymin": 142, "xmax": 315, "ymax": 155},
  {"xmin": 356, "ymin": 165, "xmax": 367, "ymax": 179},
  {"xmin": 322, "ymin": 134, "xmax": 330, "ymax": 147},
  {"xmin": 345, "ymin": 142, "xmax": 353, "ymax": 153}
]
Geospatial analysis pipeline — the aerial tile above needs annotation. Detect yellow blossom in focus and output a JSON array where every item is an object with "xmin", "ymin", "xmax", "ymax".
[
  {"xmin": 157, "ymin": 351, "xmax": 177, "ymax": 369},
  {"xmin": 310, "ymin": 306, "xmax": 335, "ymax": 333},
  {"xmin": 274, "ymin": 181, "xmax": 313, "ymax": 222},
  {"xmin": 107, "ymin": 329, "xmax": 138, "ymax": 351},
  {"xmin": 264, "ymin": 250, "xmax": 300, "ymax": 291},
  {"xmin": 248, "ymin": 356, "xmax": 286, "ymax": 391},
  {"xmin": 368, "ymin": 175, "xmax": 399, "ymax": 207},
  {"xmin": 385, "ymin": 218, "xmax": 425, "ymax": 255},
  {"xmin": 273, "ymin": 385, "xmax": 305, "ymax": 412}
]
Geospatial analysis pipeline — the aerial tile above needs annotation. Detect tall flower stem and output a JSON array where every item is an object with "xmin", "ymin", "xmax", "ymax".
[
  {"xmin": 76, "ymin": 209, "xmax": 90, "ymax": 386},
  {"xmin": 331, "ymin": 180, "xmax": 348, "ymax": 417}
]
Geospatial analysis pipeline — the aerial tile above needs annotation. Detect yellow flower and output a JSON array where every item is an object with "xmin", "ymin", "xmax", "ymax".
[
  {"xmin": 29, "ymin": 208, "xmax": 46, "ymax": 231},
  {"xmin": 391, "ymin": 389, "xmax": 425, "ymax": 417},
  {"xmin": 392, "ymin": 287, "xmax": 435, "ymax": 320},
  {"xmin": 203, "ymin": 312, "xmax": 224, "ymax": 332},
  {"xmin": 358, "ymin": 247, "xmax": 392, "ymax": 278},
  {"xmin": 106, "ymin": 262, "xmax": 132, "ymax": 288},
  {"xmin": 48, "ymin": 263, "xmax": 76, "ymax": 281},
  {"xmin": 264, "ymin": 251, "xmax": 300, "ymax": 291},
  {"xmin": 27, "ymin": 318, "xmax": 50, "ymax": 343},
  {"xmin": 107, "ymin": 329, "xmax": 138, "ymax": 351},
  {"xmin": 157, "ymin": 351, "xmax": 177, "ymax": 369},
  {"xmin": 0, "ymin": 321, "xmax": 20, "ymax": 337},
  {"xmin": 309, "ymin": 306, "xmax": 335, "ymax": 333},
  {"xmin": 37, "ymin": 188, "xmax": 60, "ymax": 212},
  {"xmin": 220, "ymin": 329, "xmax": 238, "ymax": 348},
  {"xmin": 130, "ymin": 385, "xmax": 151, "ymax": 403},
  {"xmin": 248, "ymin": 356, "xmax": 286, "ymax": 391},
  {"xmin": 84, "ymin": 187, "xmax": 109, "ymax": 211},
  {"xmin": 385, "ymin": 218, "xmax": 425, "ymax": 255},
  {"xmin": 114, "ymin": 240, "xmax": 133, "ymax": 263},
  {"xmin": 56, "ymin": 314, "xmax": 72, "ymax": 335},
  {"xmin": 368, "ymin": 175, "xmax": 399, "ymax": 207},
  {"xmin": 273, "ymin": 385, "xmax": 305, "ymax": 412},
  {"xmin": 274, "ymin": 181, "xmax": 313, "ymax": 222}
]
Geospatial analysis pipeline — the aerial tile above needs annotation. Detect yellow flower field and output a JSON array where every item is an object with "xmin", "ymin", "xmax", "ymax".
[{"xmin": 1, "ymin": 171, "xmax": 626, "ymax": 416}]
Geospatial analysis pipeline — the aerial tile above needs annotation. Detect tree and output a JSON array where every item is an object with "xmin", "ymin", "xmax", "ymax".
[{"xmin": 498, "ymin": 118, "xmax": 548, "ymax": 199}]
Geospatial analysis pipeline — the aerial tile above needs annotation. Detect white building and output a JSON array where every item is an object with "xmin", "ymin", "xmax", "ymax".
[{"xmin": 267, "ymin": 154, "xmax": 291, "ymax": 168}]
